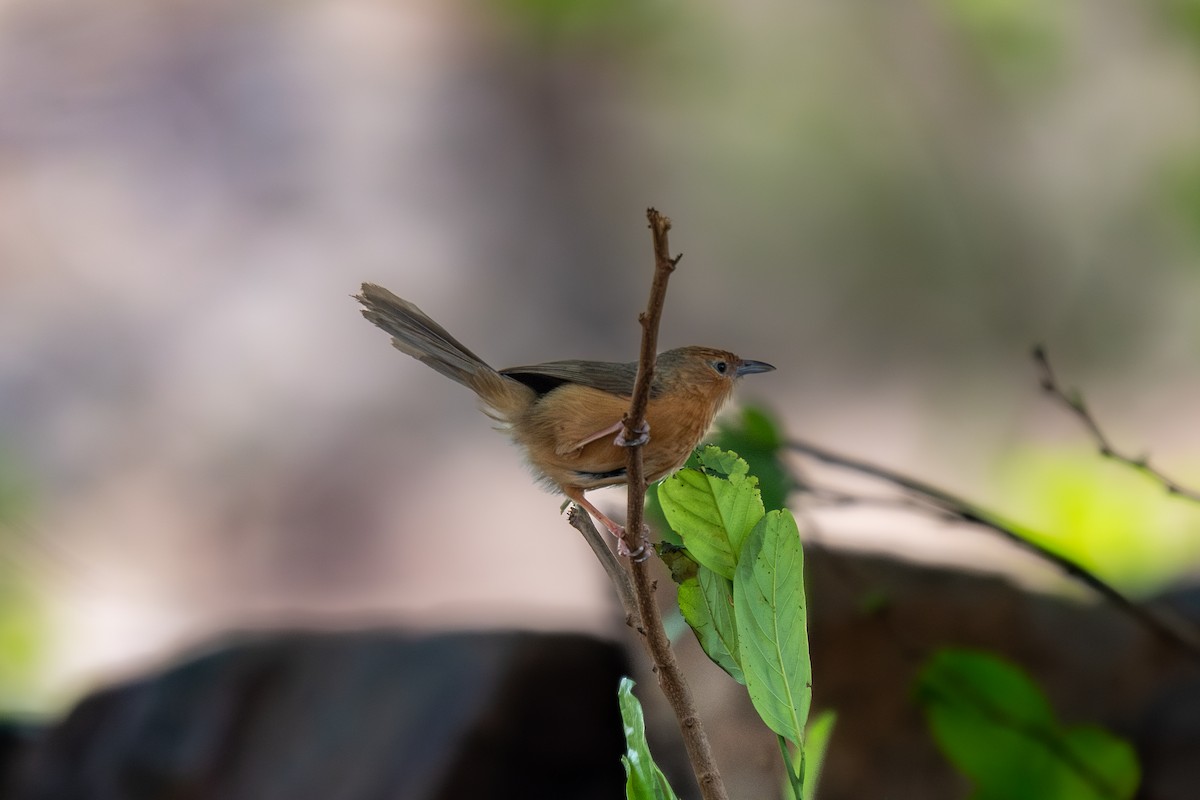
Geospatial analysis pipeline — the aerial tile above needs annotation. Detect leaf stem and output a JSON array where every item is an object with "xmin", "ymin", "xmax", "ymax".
[{"xmin": 777, "ymin": 735, "xmax": 805, "ymax": 800}]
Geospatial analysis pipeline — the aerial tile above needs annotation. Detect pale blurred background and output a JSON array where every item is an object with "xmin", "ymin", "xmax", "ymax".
[{"xmin": 2, "ymin": 0, "xmax": 1200, "ymax": 719}]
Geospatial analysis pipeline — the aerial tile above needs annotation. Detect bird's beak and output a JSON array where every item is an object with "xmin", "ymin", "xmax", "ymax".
[{"xmin": 736, "ymin": 359, "xmax": 775, "ymax": 377}]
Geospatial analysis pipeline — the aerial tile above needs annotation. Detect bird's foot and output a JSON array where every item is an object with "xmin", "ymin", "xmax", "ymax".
[
  {"xmin": 565, "ymin": 489, "xmax": 649, "ymax": 560},
  {"xmin": 615, "ymin": 525, "xmax": 650, "ymax": 561},
  {"xmin": 596, "ymin": 513, "xmax": 649, "ymax": 561},
  {"xmin": 614, "ymin": 420, "xmax": 650, "ymax": 448}
]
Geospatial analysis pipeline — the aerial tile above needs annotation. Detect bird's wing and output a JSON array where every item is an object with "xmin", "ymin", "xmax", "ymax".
[{"xmin": 499, "ymin": 359, "xmax": 643, "ymax": 398}]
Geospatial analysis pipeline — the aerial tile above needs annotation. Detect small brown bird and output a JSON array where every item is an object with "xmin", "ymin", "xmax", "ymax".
[{"xmin": 356, "ymin": 283, "xmax": 774, "ymax": 546}]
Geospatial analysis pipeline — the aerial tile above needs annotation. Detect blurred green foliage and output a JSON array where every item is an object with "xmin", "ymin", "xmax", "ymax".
[
  {"xmin": 997, "ymin": 447, "xmax": 1200, "ymax": 594},
  {"xmin": 1160, "ymin": 150, "xmax": 1200, "ymax": 254},
  {"xmin": 0, "ymin": 453, "xmax": 47, "ymax": 715},
  {"xmin": 0, "ymin": 584, "xmax": 46, "ymax": 714},
  {"xmin": 1159, "ymin": 0, "xmax": 1200, "ymax": 51},
  {"xmin": 490, "ymin": 0, "xmax": 669, "ymax": 50},
  {"xmin": 917, "ymin": 648, "xmax": 1140, "ymax": 799},
  {"xmin": 713, "ymin": 406, "xmax": 795, "ymax": 514},
  {"xmin": 932, "ymin": 0, "xmax": 1064, "ymax": 89},
  {"xmin": 795, "ymin": 710, "xmax": 837, "ymax": 800}
]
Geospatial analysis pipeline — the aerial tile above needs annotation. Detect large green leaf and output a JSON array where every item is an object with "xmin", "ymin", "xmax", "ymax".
[
  {"xmin": 734, "ymin": 509, "xmax": 811, "ymax": 747},
  {"xmin": 916, "ymin": 649, "xmax": 1139, "ymax": 800},
  {"xmin": 618, "ymin": 678, "xmax": 679, "ymax": 800},
  {"xmin": 658, "ymin": 446, "xmax": 765, "ymax": 579},
  {"xmin": 678, "ymin": 566, "xmax": 744, "ymax": 684}
]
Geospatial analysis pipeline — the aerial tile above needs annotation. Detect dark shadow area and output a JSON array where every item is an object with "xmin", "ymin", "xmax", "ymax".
[
  {"xmin": 3, "ymin": 548, "xmax": 1199, "ymax": 798},
  {"xmin": 2, "ymin": 631, "xmax": 636, "ymax": 800}
]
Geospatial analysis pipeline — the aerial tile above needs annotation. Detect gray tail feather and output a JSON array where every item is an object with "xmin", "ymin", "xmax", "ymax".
[{"xmin": 357, "ymin": 283, "xmax": 492, "ymax": 386}]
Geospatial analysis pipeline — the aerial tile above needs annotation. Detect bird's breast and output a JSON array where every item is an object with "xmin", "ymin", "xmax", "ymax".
[{"xmin": 640, "ymin": 390, "xmax": 726, "ymax": 483}]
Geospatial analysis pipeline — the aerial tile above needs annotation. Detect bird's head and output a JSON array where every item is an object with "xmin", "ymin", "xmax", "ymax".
[{"xmin": 655, "ymin": 346, "xmax": 775, "ymax": 406}]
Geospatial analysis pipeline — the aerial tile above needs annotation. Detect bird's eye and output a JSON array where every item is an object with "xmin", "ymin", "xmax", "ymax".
[{"xmin": 712, "ymin": 360, "xmax": 728, "ymax": 375}]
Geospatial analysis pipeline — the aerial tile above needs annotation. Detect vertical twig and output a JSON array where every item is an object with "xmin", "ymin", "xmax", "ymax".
[{"xmin": 620, "ymin": 208, "xmax": 728, "ymax": 800}]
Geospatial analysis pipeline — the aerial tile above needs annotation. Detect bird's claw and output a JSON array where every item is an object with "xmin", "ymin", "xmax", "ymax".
[
  {"xmin": 614, "ymin": 420, "xmax": 650, "ymax": 448},
  {"xmin": 616, "ymin": 524, "xmax": 650, "ymax": 561}
]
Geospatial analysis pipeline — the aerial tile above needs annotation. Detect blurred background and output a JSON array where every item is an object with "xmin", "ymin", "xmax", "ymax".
[{"xmin": 2, "ymin": 0, "xmax": 1200, "ymax": 795}]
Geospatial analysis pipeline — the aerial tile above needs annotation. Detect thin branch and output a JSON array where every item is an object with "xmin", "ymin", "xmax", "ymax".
[
  {"xmin": 624, "ymin": 209, "xmax": 681, "ymax": 437},
  {"xmin": 787, "ymin": 437, "xmax": 1200, "ymax": 663},
  {"xmin": 567, "ymin": 506, "xmax": 638, "ymax": 624},
  {"xmin": 1033, "ymin": 345, "xmax": 1200, "ymax": 503},
  {"xmin": 804, "ymin": 485, "xmax": 955, "ymax": 519},
  {"xmin": 619, "ymin": 208, "xmax": 727, "ymax": 800}
]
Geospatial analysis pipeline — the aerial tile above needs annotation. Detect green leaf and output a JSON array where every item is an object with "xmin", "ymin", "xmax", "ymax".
[
  {"xmin": 693, "ymin": 445, "xmax": 747, "ymax": 480},
  {"xmin": 643, "ymin": 481, "xmax": 681, "ymax": 547},
  {"xmin": 734, "ymin": 509, "xmax": 811, "ymax": 747},
  {"xmin": 657, "ymin": 542, "xmax": 699, "ymax": 585},
  {"xmin": 916, "ymin": 649, "xmax": 1140, "ymax": 800},
  {"xmin": 678, "ymin": 567, "xmax": 744, "ymax": 684},
  {"xmin": 658, "ymin": 446, "xmax": 765, "ymax": 579},
  {"xmin": 618, "ymin": 678, "xmax": 680, "ymax": 800}
]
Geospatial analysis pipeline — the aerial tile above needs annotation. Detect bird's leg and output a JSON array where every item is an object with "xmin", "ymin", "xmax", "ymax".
[
  {"xmin": 614, "ymin": 419, "xmax": 650, "ymax": 448},
  {"xmin": 563, "ymin": 420, "xmax": 623, "ymax": 453},
  {"xmin": 564, "ymin": 419, "xmax": 651, "ymax": 453},
  {"xmin": 563, "ymin": 487, "xmax": 647, "ymax": 560}
]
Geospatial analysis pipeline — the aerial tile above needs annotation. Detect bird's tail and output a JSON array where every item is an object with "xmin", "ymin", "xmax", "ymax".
[{"xmin": 357, "ymin": 283, "xmax": 493, "ymax": 386}]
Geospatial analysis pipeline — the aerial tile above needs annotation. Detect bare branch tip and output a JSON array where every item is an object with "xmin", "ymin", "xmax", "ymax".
[{"xmin": 645, "ymin": 207, "xmax": 671, "ymax": 231}]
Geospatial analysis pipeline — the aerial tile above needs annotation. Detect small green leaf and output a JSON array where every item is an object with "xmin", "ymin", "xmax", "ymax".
[
  {"xmin": 916, "ymin": 649, "xmax": 1139, "ymax": 800},
  {"xmin": 657, "ymin": 542, "xmax": 699, "ymax": 585},
  {"xmin": 618, "ymin": 677, "xmax": 680, "ymax": 800},
  {"xmin": 678, "ymin": 567, "xmax": 744, "ymax": 684},
  {"xmin": 694, "ymin": 445, "xmax": 751, "ymax": 480},
  {"xmin": 734, "ymin": 509, "xmax": 811, "ymax": 747},
  {"xmin": 658, "ymin": 447, "xmax": 765, "ymax": 579}
]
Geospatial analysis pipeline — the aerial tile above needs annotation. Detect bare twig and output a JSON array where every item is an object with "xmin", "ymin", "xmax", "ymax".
[
  {"xmin": 805, "ymin": 485, "xmax": 954, "ymax": 519},
  {"xmin": 619, "ymin": 208, "xmax": 727, "ymax": 800},
  {"xmin": 788, "ymin": 437, "xmax": 1200, "ymax": 663},
  {"xmin": 1033, "ymin": 345, "xmax": 1200, "ymax": 503},
  {"xmin": 567, "ymin": 506, "xmax": 638, "ymax": 623}
]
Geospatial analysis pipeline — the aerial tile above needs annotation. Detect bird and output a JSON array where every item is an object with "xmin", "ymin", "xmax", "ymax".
[{"xmin": 355, "ymin": 283, "xmax": 774, "ymax": 551}]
